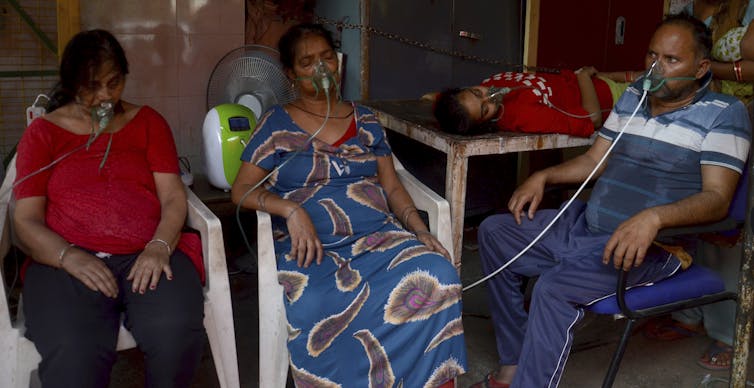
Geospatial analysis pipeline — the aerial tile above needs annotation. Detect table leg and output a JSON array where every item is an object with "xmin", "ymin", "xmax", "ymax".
[{"xmin": 445, "ymin": 146, "xmax": 468, "ymax": 268}]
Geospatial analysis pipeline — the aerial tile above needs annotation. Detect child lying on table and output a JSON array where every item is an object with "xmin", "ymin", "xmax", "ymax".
[{"xmin": 429, "ymin": 67, "xmax": 635, "ymax": 136}]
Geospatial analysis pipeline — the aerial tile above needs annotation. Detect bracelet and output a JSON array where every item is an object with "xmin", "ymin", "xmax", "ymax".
[
  {"xmin": 415, "ymin": 230, "xmax": 432, "ymax": 236},
  {"xmin": 734, "ymin": 60, "xmax": 743, "ymax": 82},
  {"xmin": 400, "ymin": 206, "xmax": 418, "ymax": 225},
  {"xmin": 147, "ymin": 238, "xmax": 171, "ymax": 255},
  {"xmin": 286, "ymin": 205, "xmax": 301, "ymax": 219},
  {"xmin": 257, "ymin": 191, "xmax": 270, "ymax": 212},
  {"xmin": 625, "ymin": 71, "xmax": 633, "ymax": 83},
  {"xmin": 58, "ymin": 243, "xmax": 76, "ymax": 269}
]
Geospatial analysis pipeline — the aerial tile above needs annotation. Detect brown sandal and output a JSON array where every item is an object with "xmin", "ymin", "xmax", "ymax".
[{"xmin": 697, "ymin": 340, "xmax": 733, "ymax": 371}]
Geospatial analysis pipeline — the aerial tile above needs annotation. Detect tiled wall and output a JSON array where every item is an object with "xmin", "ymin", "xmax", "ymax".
[
  {"xmin": 0, "ymin": 0, "xmax": 58, "ymax": 161},
  {"xmin": 81, "ymin": 0, "xmax": 245, "ymax": 174}
]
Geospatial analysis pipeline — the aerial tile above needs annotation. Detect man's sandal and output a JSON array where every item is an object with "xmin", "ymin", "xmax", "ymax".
[
  {"xmin": 697, "ymin": 340, "xmax": 733, "ymax": 371},
  {"xmin": 468, "ymin": 373, "xmax": 510, "ymax": 388}
]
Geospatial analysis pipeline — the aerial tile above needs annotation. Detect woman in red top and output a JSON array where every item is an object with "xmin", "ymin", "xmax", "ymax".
[
  {"xmin": 432, "ymin": 67, "xmax": 634, "ymax": 136},
  {"xmin": 12, "ymin": 30, "xmax": 204, "ymax": 388}
]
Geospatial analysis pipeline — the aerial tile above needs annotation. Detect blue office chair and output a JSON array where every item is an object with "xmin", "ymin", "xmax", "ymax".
[{"xmin": 585, "ymin": 167, "xmax": 750, "ymax": 388}]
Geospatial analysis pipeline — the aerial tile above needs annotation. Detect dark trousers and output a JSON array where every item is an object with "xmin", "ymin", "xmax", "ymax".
[
  {"xmin": 478, "ymin": 202, "xmax": 681, "ymax": 387},
  {"xmin": 22, "ymin": 249, "xmax": 205, "ymax": 388}
]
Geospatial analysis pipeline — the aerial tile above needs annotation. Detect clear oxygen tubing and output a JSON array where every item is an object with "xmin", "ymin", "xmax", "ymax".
[
  {"xmin": 462, "ymin": 74, "xmax": 656, "ymax": 292},
  {"xmin": 233, "ymin": 62, "xmax": 335, "ymax": 261},
  {"xmin": 489, "ymin": 84, "xmax": 612, "ymax": 121},
  {"xmin": 11, "ymin": 101, "xmax": 115, "ymax": 191}
]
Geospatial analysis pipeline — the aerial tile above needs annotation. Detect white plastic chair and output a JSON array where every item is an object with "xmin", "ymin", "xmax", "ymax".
[
  {"xmin": 0, "ymin": 155, "xmax": 240, "ymax": 388},
  {"xmin": 257, "ymin": 155, "xmax": 454, "ymax": 387}
]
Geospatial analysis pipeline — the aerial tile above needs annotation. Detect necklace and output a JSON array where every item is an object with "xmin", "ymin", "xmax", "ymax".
[{"xmin": 288, "ymin": 103, "xmax": 354, "ymax": 119}]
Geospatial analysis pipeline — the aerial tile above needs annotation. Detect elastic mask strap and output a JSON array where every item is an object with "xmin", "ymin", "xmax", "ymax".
[
  {"xmin": 644, "ymin": 76, "xmax": 698, "ymax": 92},
  {"xmin": 295, "ymin": 75, "xmax": 341, "ymax": 100},
  {"xmin": 296, "ymin": 76, "xmax": 321, "ymax": 97}
]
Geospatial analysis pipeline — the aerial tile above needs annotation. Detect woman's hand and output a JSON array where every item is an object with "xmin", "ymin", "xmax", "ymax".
[
  {"xmin": 286, "ymin": 206, "xmax": 323, "ymax": 268},
  {"xmin": 127, "ymin": 243, "xmax": 172, "ymax": 293},
  {"xmin": 62, "ymin": 249, "xmax": 119, "ymax": 298},
  {"xmin": 415, "ymin": 231, "xmax": 450, "ymax": 259}
]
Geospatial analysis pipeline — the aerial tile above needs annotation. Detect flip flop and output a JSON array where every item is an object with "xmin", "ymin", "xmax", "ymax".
[
  {"xmin": 642, "ymin": 316, "xmax": 705, "ymax": 341},
  {"xmin": 697, "ymin": 341, "xmax": 733, "ymax": 371},
  {"xmin": 468, "ymin": 373, "xmax": 510, "ymax": 388}
]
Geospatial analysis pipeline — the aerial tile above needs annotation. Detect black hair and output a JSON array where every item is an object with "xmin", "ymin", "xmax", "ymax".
[
  {"xmin": 46, "ymin": 29, "xmax": 129, "ymax": 112},
  {"xmin": 660, "ymin": 13, "xmax": 712, "ymax": 60},
  {"xmin": 433, "ymin": 88, "xmax": 474, "ymax": 134},
  {"xmin": 433, "ymin": 88, "xmax": 498, "ymax": 135},
  {"xmin": 278, "ymin": 23, "xmax": 337, "ymax": 70}
]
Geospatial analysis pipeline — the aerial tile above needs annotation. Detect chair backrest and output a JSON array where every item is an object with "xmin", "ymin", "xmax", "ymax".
[{"xmin": 728, "ymin": 160, "xmax": 749, "ymax": 222}]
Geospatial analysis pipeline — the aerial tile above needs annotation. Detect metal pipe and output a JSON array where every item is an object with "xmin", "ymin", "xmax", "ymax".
[{"xmin": 730, "ymin": 156, "xmax": 754, "ymax": 388}]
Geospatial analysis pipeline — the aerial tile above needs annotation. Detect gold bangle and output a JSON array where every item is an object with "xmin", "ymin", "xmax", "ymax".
[
  {"xmin": 147, "ymin": 238, "xmax": 171, "ymax": 255},
  {"xmin": 400, "ymin": 206, "xmax": 418, "ymax": 225},
  {"xmin": 257, "ymin": 191, "xmax": 270, "ymax": 212},
  {"xmin": 58, "ymin": 243, "xmax": 75, "ymax": 269}
]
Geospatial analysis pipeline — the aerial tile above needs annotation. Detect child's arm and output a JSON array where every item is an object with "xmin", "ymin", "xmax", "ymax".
[
  {"xmin": 574, "ymin": 66, "xmax": 603, "ymax": 128},
  {"xmin": 595, "ymin": 70, "xmax": 640, "ymax": 83}
]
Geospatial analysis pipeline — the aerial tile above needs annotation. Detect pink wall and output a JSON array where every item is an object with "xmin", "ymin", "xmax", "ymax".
[{"xmin": 81, "ymin": 0, "xmax": 245, "ymax": 174}]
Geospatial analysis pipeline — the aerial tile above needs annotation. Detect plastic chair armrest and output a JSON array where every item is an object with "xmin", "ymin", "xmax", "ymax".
[{"xmin": 186, "ymin": 189, "xmax": 228, "ymax": 291}]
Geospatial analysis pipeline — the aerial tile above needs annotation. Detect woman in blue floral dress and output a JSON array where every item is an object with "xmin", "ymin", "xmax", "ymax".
[{"xmin": 231, "ymin": 23, "xmax": 467, "ymax": 387}]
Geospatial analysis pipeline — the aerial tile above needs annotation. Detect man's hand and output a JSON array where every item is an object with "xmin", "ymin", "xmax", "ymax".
[
  {"xmin": 508, "ymin": 172, "xmax": 547, "ymax": 225},
  {"xmin": 603, "ymin": 209, "xmax": 662, "ymax": 270}
]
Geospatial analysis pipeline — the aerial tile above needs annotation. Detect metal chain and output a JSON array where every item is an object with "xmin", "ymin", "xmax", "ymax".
[{"xmin": 315, "ymin": 16, "xmax": 561, "ymax": 73}]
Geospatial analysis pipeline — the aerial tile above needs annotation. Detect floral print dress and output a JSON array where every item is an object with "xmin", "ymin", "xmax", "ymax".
[{"xmin": 241, "ymin": 104, "xmax": 467, "ymax": 387}]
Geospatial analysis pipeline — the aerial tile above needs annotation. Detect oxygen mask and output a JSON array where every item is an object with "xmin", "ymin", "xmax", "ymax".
[
  {"xmin": 642, "ymin": 61, "xmax": 697, "ymax": 93},
  {"xmin": 312, "ymin": 59, "xmax": 335, "ymax": 96},
  {"xmin": 94, "ymin": 101, "xmax": 115, "ymax": 130},
  {"xmin": 298, "ymin": 59, "xmax": 339, "ymax": 99},
  {"xmin": 486, "ymin": 86, "xmax": 512, "ymax": 105},
  {"xmin": 85, "ymin": 100, "xmax": 116, "ymax": 170}
]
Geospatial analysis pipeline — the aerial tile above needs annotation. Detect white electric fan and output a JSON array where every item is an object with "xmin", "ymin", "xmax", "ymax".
[{"xmin": 203, "ymin": 44, "xmax": 297, "ymax": 190}]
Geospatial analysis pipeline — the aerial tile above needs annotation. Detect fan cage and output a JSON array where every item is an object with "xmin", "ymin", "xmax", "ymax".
[{"xmin": 206, "ymin": 45, "xmax": 296, "ymax": 115}]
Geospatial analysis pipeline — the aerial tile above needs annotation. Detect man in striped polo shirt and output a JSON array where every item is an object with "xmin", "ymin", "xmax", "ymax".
[{"xmin": 473, "ymin": 13, "xmax": 752, "ymax": 388}]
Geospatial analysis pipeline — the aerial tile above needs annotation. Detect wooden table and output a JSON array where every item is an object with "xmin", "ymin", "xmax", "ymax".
[{"xmin": 362, "ymin": 99, "xmax": 595, "ymax": 263}]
